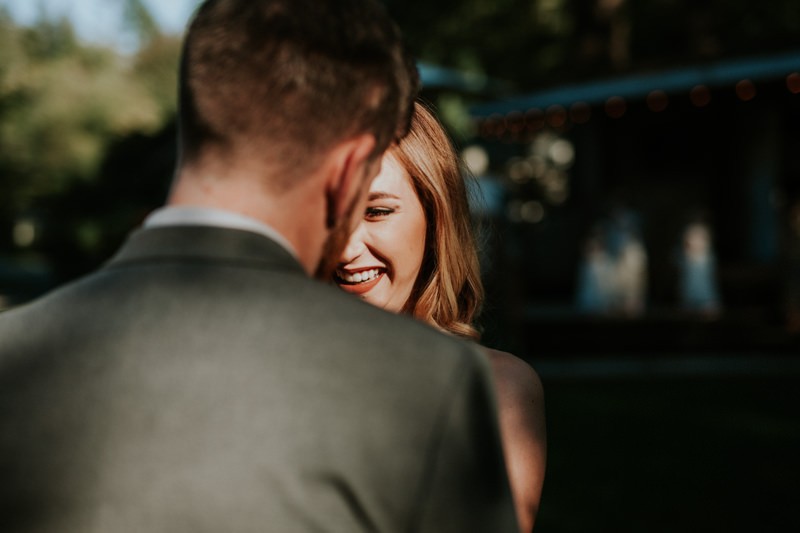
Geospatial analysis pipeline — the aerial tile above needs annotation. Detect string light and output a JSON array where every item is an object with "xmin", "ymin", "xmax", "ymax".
[
  {"xmin": 646, "ymin": 90, "xmax": 669, "ymax": 112},
  {"xmin": 478, "ymin": 69, "xmax": 800, "ymax": 141},
  {"xmin": 787, "ymin": 73, "xmax": 800, "ymax": 94},
  {"xmin": 605, "ymin": 96, "xmax": 626, "ymax": 118},
  {"xmin": 525, "ymin": 108, "xmax": 545, "ymax": 132},
  {"xmin": 735, "ymin": 79, "xmax": 756, "ymax": 101},
  {"xmin": 489, "ymin": 113, "xmax": 505, "ymax": 137},
  {"xmin": 690, "ymin": 85, "xmax": 711, "ymax": 107},
  {"xmin": 570, "ymin": 101, "xmax": 592, "ymax": 124},
  {"xmin": 546, "ymin": 105, "xmax": 567, "ymax": 128}
]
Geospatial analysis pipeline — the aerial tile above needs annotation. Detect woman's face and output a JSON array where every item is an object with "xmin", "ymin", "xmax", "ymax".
[{"xmin": 335, "ymin": 153, "xmax": 427, "ymax": 313}]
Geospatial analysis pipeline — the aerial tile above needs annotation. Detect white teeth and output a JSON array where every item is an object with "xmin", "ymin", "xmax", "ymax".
[{"xmin": 339, "ymin": 269, "xmax": 380, "ymax": 283}]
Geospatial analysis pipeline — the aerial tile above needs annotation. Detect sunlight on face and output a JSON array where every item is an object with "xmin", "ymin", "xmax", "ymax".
[
  {"xmin": 334, "ymin": 154, "xmax": 427, "ymax": 312},
  {"xmin": 314, "ymin": 154, "xmax": 383, "ymax": 280}
]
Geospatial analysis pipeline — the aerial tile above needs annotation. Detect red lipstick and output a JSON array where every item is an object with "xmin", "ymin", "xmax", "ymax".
[{"xmin": 336, "ymin": 270, "xmax": 384, "ymax": 295}]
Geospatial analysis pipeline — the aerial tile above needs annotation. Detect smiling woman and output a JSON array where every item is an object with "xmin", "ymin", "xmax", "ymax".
[
  {"xmin": 336, "ymin": 154, "xmax": 428, "ymax": 312},
  {"xmin": 334, "ymin": 101, "xmax": 547, "ymax": 533},
  {"xmin": 336, "ymin": 101, "xmax": 483, "ymax": 338}
]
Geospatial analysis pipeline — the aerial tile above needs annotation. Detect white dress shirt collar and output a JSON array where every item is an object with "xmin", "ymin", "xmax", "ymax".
[{"xmin": 143, "ymin": 206, "xmax": 299, "ymax": 260}]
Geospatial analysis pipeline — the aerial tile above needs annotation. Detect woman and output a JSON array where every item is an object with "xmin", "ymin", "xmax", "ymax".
[{"xmin": 335, "ymin": 101, "xmax": 546, "ymax": 532}]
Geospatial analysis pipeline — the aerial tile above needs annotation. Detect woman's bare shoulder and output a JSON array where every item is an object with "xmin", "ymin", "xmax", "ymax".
[
  {"xmin": 483, "ymin": 347, "xmax": 544, "ymax": 402},
  {"xmin": 483, "ymin": 347, "xmax": 546, "ymax": 533}
]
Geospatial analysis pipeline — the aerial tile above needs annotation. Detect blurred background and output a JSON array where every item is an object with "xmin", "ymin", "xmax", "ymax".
[{"xmin": 1, "ymin": 0, "xmax": 799, "ymax": 531}]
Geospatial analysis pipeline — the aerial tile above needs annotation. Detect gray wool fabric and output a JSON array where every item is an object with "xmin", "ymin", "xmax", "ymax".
[{"xmin": 0, "ymin": 226, "xmax": 517, "ymax": 533}]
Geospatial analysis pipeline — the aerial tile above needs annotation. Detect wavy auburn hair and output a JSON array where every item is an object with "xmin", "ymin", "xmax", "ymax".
[{"xmin": 392, "ymin": 102, "xmax": 483, "ymax": 340}]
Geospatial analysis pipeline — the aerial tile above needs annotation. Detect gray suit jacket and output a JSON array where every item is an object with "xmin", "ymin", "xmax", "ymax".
[{"xmin": 0, "ymin": 226, "xmax": 518, "ymax": 533}]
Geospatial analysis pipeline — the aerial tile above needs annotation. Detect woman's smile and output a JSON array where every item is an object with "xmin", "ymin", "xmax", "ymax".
[{"xmin": 335, "ymin": 268, "xmax": 386, "ymax": 295}]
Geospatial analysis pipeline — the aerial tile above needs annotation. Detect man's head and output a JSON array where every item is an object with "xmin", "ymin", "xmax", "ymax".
[
  {"xmin": 172, "ymin": 0, "xmax": 418, "ymax": 277},
  {"xmin": 177, "ymin": 0, "xmax": 418, "ymax": 187}
]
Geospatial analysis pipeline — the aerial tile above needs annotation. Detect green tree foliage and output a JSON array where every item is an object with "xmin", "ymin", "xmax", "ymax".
[
  {"xmin": 385, "ymin": 0, "xmax": 567, "ymax": 90},
  {"xmin": 0, "ymin": 7, "xmax": 182, "ymax": 287},
  {"xmin": 122, "ymin": 0, "xmax": 161, "ymax": 46},
  {"xmin": 0, "ymin": 10, "xmax": 170, "ymax": 212},
  {"xmin": 132, "ymin": 35, "xmax": 182, "ymax": 118}
]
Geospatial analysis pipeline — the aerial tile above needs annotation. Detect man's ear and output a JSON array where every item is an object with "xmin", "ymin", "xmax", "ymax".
[{"xmin": 324, "ymin": 134, "xmax": 378, "ymax": 228}]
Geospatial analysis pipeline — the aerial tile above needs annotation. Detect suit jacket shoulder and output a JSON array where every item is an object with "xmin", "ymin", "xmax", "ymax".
[{"xmin": 0, "ymin": 226, "xmax": 517, "ymax": 533}]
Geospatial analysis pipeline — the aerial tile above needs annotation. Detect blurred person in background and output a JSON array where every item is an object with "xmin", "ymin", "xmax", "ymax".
[
  {"xmin": 576, "ymin": 208, "xmax": 647, "ymax": 317},
  {"xmin": 679, "ymin": 221, "xmax": 720, "ymax": 316},
  {"xmin": 335, "ymin": 101, "xmax": 546, "ymax": 533},
  {"xmin": 0, "ymin": 1, "xmax": 518, "ymax": 532}
]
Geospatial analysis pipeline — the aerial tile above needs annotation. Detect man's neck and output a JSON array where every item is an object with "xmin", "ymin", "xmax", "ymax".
[{"xmin": 167, "ymin": 169, "xmax": 328, "ymax": 275}]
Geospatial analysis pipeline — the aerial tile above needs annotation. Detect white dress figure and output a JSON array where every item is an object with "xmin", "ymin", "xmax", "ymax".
[
  {"xmin": 606, "ymin": 209, "xmax": 648, "ymax": 316},
  {"xmin": 614, "ymin": 233, "xmax": 648, "ymax": 316}
]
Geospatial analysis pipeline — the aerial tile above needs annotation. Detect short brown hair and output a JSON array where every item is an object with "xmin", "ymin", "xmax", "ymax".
[
  {"xmin": 392, "ymin": 102, "xmax": 483, "ymax": 340},
  {"xmin": 178, "ymin": 0, "xmax": 418, "ymax": 185}
]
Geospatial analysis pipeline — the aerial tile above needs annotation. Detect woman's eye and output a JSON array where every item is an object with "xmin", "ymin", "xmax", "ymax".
[{"xmin": 365, "ymin": 207, "xmax": 394, "ymax": 219}]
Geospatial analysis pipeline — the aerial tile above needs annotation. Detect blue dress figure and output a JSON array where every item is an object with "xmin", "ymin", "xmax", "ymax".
[
  {"xmin": 679, "ymin": 223, "xmax": 721, "ymax": 315},
  {"xmin": 576, "ymin": 227, "xmax": 615, "ymax": 314}
]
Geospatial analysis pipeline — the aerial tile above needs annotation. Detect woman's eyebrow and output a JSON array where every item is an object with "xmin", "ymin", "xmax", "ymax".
[{"xmin": 368, "ymin": 191, "xmax": 401, "ymax": 200}]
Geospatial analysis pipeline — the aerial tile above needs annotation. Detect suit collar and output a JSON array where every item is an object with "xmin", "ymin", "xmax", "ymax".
[{"xmin": 106, "ymin": 225, "xmax": 306, "ymax": 275}]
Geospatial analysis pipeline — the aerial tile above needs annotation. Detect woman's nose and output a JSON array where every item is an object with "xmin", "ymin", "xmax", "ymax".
[{"xmin": 339, "ymin": 222, "xmax": 368, "ymax": 264}]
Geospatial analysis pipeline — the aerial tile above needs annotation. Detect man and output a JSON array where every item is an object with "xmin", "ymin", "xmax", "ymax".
[{"xmin": 0, "ymin": 1, "xmax": 518, "ymax": 532}]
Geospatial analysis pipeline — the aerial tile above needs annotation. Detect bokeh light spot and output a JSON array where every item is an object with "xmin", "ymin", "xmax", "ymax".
[
  {"xmin": 525, "ymin": 108, "xmax": 545, "ymax": 132},
  {"xmin": 690, "ymin": 85, "xmax": 711, "ymax": 107},
  {"xmin": 569, "ymin": 101, "xmax": 592, "ymax": 124},
  {"xmin": 605, "ymin": 96, "xmax": 626, "ymax": 119},
  {"xmin": 546, "ymin": 105, "xmax": 567, "ymax": 128},
  {"xmin": 735, "ymin": 79, "xmax": 756, "ymax": 101},
  {"xmin": 646, "ymin": 90, "xmax": 669, "ymax": 112},
  {"xmin": 787, "ymin": 73, "xmax": 800, "ymax": 94}
]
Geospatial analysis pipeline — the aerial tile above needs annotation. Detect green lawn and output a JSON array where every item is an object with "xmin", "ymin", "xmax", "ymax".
[{"xmin": 535, "ymin": 376, "xmax": 800, "ymax": 532}]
